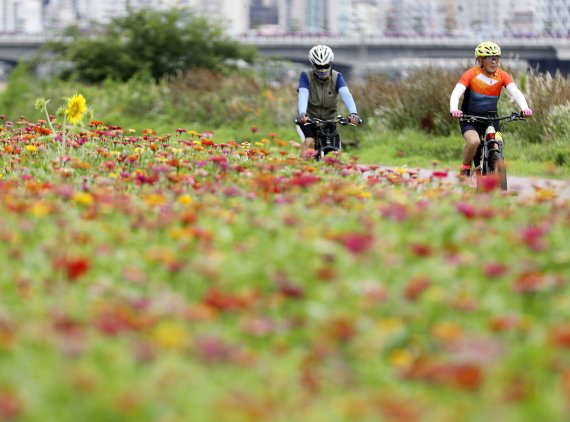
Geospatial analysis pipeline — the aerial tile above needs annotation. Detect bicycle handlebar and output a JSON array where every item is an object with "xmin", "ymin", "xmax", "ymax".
[
  {"xmin": 294, "ymin": 115, "xmax": 363, "ymax": 127},
  {"xmin": 460, "ymin": 111, "xmax": 526, "ymax": 123}
]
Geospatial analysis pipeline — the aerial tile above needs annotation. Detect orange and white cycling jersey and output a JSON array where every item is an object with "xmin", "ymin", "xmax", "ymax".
[{"xmin": 458, "ymin": 67, "xmax": 513, "ymax": 114}]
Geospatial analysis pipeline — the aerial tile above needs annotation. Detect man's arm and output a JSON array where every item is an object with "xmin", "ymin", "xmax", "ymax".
[
  {"xmin": 298, "ymin": 72, "xmax": 309, "ymax": 114},
  {"xmin": 339, "ymin": 87, "xmax": 357, "ymax": 114},
  {"xmin": 449, "ymin": 83, "xmax": 466, "ymax": 112},
  {"xmin": 505, "ymin": 83, "xmax": 529, "ymax": 110},
  {"xmin": 336, "ymin": 74, "xmax": 357, "ymax": 114}
]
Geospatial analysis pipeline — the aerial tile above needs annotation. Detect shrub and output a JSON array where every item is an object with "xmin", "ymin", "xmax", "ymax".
[
  {"xmin": 397, "ymin": 67, "xmax": 460, "ymax": 136},
  {"xmin": 44, "ymin": 8, "xmax": 256, "ymax": 83},
  {"xmin": 522, "ymin": 70, "xmax": 570, "ymax": 143},
  {"xmin": 167, "ymin": 68, "xmax": 262, "ymax": 126},
  {"xmin": 354, "ymin": 64, "xmax": 468, "ymax": 137},
  {"xmin": 351, "ymin": 73, "xmax": 403, "ymax": 130},
  {"xmin": 543, "ymin": 103, "xmax": 570, "ymax": 142}
]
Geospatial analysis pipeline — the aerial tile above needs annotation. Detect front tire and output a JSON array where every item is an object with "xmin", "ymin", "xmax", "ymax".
[{"xmin": 488, "ymin": 150, "xmax": 507, "ymax": 190}]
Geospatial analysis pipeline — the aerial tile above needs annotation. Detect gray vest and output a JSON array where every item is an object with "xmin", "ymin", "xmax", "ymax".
[{"xmin": 306, "ymin": 69, "xmax": 340, "ymax": 120}]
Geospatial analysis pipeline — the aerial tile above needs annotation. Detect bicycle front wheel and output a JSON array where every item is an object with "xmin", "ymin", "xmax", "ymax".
[{"xmin": 488, "ymin": 150, "xmax": 507, "ymax": 191}]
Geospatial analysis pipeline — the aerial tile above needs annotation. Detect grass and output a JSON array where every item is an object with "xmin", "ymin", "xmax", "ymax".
[
  {"xmin": 352, "ymin": 128, "xmax": 570, "ymax": 179},
  {"xmin": 122, "ymin": 122, "xmax": 570, "ymax": 180}
]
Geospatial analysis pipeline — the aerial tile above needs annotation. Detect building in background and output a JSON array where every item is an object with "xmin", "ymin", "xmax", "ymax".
[
  {"xmin": 454, "ymin": 0, "xmax": 570, "ymax": 38},
  {"xmin": 250, "ymin": 0, "xmax": 278, "ymax": 33},
  {"xmin": 348, "ymin": 0, "xmax": 390, "ymax": 36},
  {"xmin": 1, "ymin": 0, "xmax": 569, "ymax": 36},
  {"xmin": 1, "ymin": 0, "xmax": 43, "ymax": 33},
  {"xmin": 1, "ymin": 0, "xmax": 249, "ymax": 35},
  {"xmin": 277, "ymin": 0, "xmax": 332, "ymax": 34},
  {"xmin": 178, "ymin": 0, "xmax": 249, "ymax": 35},
  {"xmin": 387, "ymin": 0, "xmax": 457, "ymax": 35},
  {"xmin": 502, "ymin": 0, "xmax": 535, "ymax": 35},
  {"xmin": 535, "ymin": 0, "xmax": 570, "ymax": 35},
  {"xmin": 454, "ymin": 0, "xmax": 505, "ymax": 37},
  {"xmin": 305, "ymin": 0, "xmax": 330, "ymax": 33}
]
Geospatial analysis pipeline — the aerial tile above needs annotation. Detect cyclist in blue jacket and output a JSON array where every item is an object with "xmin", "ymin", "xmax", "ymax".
[{"xmin": 297, "ymin": 44, "xmax": 360, "ymax": 158}]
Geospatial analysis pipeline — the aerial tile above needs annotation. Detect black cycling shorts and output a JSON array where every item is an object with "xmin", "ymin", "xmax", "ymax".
[
  {"xmin": 299, "ymin": 122, "xmax": 317, "ymax": 139},
  {"xmin": 460, "ymin": 118, "xmax": 500, "ymax": 137}
]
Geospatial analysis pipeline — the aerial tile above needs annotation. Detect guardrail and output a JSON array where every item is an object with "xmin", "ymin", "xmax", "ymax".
[
  {"xmin": 1, "ymin": 32, "xmax": 569, "ymax": 45},
  {"xmin": 238, "ymin": 34, "xmax": 570, "ymax": 47},
  {"xmin": 0, "ymin": 33, "xmax": 50, "ymax": 43}
]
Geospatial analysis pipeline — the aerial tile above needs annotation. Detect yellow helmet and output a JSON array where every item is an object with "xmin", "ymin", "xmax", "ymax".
[{"xmin": 475, "ymin": 41, "xmax": 501, "ymax": 58}]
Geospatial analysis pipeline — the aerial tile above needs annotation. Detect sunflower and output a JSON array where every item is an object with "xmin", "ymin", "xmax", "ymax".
[{"xmin": 65, "ymin": 93, "xmax": 87, "ymax": 125}]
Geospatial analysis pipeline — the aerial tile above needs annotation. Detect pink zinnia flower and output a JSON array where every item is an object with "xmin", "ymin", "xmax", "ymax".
[{"xmin": 339, "ymin": 232, "xmax": 375, "ymax": 254}]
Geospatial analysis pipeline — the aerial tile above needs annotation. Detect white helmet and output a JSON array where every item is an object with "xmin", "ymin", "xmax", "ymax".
[{"xmin": 309, "ymin": 45, "xmax": 334, "ymax": 67}]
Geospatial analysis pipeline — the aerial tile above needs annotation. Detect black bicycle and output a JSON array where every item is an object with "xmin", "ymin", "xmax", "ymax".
[
  {"xmin": 295, "ymin": 115, "xmax": 362, "ymax": 161},
  {"xmin": 460, "ymin": 112, "xmax": 526, "ymax": 191}
]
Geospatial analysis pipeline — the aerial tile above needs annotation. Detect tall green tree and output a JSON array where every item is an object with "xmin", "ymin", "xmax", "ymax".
[{"xmin": 45, "ymin": 8, "xmax": 257, "ymax": 83}]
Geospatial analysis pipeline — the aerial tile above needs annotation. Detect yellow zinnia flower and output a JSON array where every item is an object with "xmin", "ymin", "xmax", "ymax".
[
  {"xmin": 177, "ymin": 195, "xmax": 193, "ymax": 205},
  {"xmin": 389, "ymin": 348, "xmax": 413, "ymax": 367},
  {"xmin": 152, "ymin": 321, "xmax": 190, "ymax": 350},
  {"xmin": 72, "ymin": 192, "xmax": 94, "ymax": 206},
  {"xmin": 65, "ymin": 93, "xmax": 87, "ymax": 125}
]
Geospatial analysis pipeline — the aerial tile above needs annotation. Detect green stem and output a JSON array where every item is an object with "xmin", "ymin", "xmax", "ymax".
[
  {"xmin": 61, "ymin": 115, "xmax": 67, "ymax": 157},
  {"xmin": 42, "ymin": 104, "xmax": 57, "ymax": 135}
]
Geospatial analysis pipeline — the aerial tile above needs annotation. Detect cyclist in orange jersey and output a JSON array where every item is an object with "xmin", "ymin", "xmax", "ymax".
[{"xmin": 449, "ymin": 41, "xmax": 532, "ymax": 176}]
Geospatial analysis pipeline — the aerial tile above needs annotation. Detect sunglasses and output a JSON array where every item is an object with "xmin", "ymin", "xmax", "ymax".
[
  {"xmin": 484, "ymin": 56, "xmax": 500, "ymax": 61},
  {"xmin": 313, "ymin": 64, "xmax": 331, "ymax": 70}
]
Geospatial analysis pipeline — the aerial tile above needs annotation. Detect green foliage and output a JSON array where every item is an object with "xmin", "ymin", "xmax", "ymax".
[
  {"xmin": 362, "ymin": 129, "xmax": 460, "ymax": 162},
  {"xmin": 354, "ymin": 65, "xmax": 468, "ymax": 137},
  {"xmin": 165, "ymin": 68, "xmax": 297, "ymax": 128},
  {"xmin": 0, "ymin": 63, "xmax": 41, "ymax": 118},
  {"xmin": 543, "ymin": 103, "xmax": 570, "ymax": 142},
  {"xmin": 398, "ymin": 67, "xmax": 458, "ymax": 136},
  {"xmin": 44, "ymin": 8, "xmax": 257, "ymax": 83},
  {"xmin": 351, "ymin": 73, "xmax": 403, "ymax": 131},
  {"xmin": 511, "ymin": 70, "xmax": 570, "ymax": 143}
]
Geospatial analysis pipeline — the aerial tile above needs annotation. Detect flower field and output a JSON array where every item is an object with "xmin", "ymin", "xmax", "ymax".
[{"xmin": 1, "ymin": 102, "xmax": 570, "ymax": 421}]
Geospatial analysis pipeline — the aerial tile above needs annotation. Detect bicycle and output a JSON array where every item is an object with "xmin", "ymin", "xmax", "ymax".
[
  {"xmin": 295, "ymin": 115, "xmax": 362, "ymax": 161},
  {"xmin": 459, "ymin": 111, "xmax": 526, "ymax": 191}
]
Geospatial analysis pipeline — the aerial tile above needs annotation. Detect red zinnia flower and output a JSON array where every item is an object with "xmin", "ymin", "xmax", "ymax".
[{"xmin": 65, "ymin": 257, "xmax": 91, "ymax": 281}]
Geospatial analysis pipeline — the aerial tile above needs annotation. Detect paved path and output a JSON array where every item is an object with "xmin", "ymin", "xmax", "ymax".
[
  {"xmin": 360, "ymin": 165, "xmax": 570, "ymax": 200},
  {"xmin": 506, "ymin": 175, "xmax": 570, "ymax": 199}
]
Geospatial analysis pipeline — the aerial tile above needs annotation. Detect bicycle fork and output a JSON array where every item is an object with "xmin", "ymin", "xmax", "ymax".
[{"xmin": 474, "ymin": 126, "xmax": 504, "ymax": 175}]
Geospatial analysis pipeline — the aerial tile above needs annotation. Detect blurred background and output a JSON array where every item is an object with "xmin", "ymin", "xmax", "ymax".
[
  {"xmin": 1, "ymin": 0, "xmax": 569, "ymax": 81},
  {"xmin": 2, "ymin": 0, "xmax": 568, "ymax": 39}
]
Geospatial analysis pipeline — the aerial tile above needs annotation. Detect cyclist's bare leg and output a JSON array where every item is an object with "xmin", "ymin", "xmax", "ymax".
[
  {"xmin": 300, "ymin": 137, "xmax": 315, "ymax": 158},
  {"xmin": 462, "ymin": 130, "xmax": 480, "ymax": 166}
]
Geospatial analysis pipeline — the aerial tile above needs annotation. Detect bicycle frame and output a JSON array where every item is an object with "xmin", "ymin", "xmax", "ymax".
[
  {"xmin": 296, "ymin": 115, "xmax": 360, "ymax": 160},
  {"xmin": 460, "ymin": 112, "xmax": 525, "ymax": 190}
]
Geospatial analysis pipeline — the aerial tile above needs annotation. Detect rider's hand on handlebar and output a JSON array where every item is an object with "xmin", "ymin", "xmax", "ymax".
[
  {"xmin": 521, "ymin": 108, "xmax": 533, "ymax": 118},
  {"xmin": 450, "ymin": 110, "xmax": 463, "ymax": 119},
  {"xmin": 348, "ymin": 113, "xmax": 361, "ymax": 125},
  {"xmin": 297, "ymin": 113, "xmax": 309, "ymax": 124}
]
